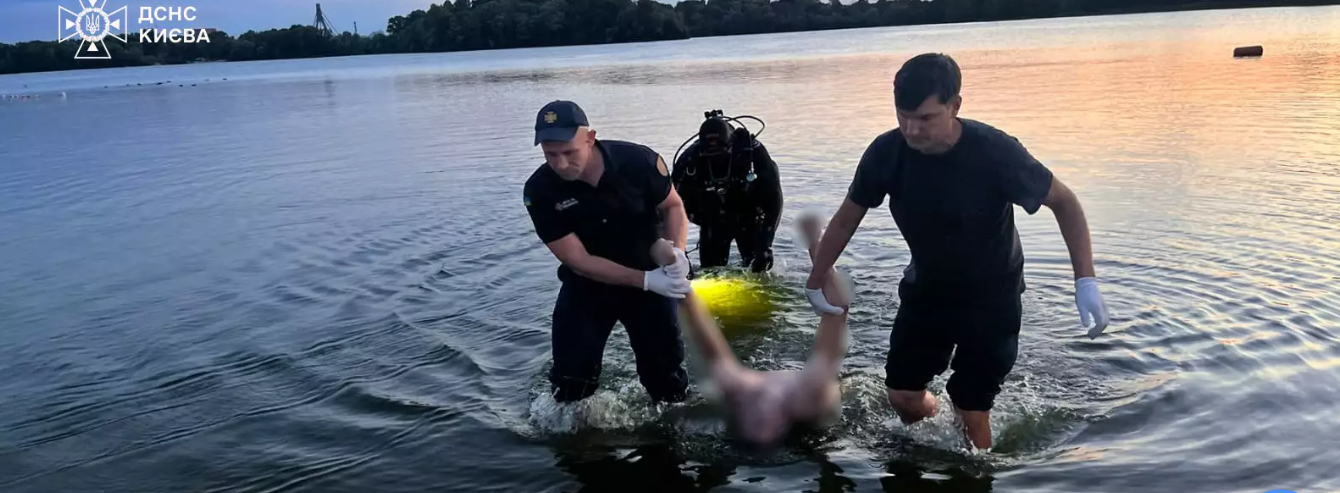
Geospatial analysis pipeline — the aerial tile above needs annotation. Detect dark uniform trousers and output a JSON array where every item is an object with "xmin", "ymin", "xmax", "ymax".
[
  {"xmin": 549, "ymin": 278, "xmax": 689, "ymax": 403},
  {"xmin": 523, "ymin": 138, "xmax": 691, "ymax": 404}
]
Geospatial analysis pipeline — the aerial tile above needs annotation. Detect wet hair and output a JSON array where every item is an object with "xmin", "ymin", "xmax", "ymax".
[{"xmin": 894, "ymin": 53, "xmax": 962, "ymax": 111}]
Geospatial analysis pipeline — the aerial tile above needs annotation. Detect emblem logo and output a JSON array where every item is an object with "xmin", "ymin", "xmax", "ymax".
[
  {"xmin": 58, "ymin": 0, "xmax": 128, "ymax": 60},
  {"xmin": 555, "ymin": 198, "xmax": 578, "ymax": 211},
  {"xmin": 544, "ymin": 111, "xmax": 558, "ymax": 124}
]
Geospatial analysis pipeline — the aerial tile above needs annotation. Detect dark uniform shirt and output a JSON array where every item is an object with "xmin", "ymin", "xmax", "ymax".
[
  {"xmin": 847, "ymin": 118, "xmax": 1055, "ymax": 297},
  {"xmin": 523, "ymin": 139, "xmax": 672, "ymax": 285}
]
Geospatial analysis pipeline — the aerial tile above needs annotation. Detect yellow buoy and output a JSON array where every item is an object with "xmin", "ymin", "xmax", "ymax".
[{"xmin": 688, "ymin": 273, "xmax": 779, "ymax": 333}]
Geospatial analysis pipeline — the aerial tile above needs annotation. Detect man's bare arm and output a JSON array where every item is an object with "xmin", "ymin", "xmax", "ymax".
[
  {"xmin": 1041, "ymin": 177, "xmax": 1096, "ymax": 280},
  {"xmin": 805, "ymin": 198, "xmax": 868, "ymax": 290},
  {"xmin": 545, "ymin": 234, "xmax": 646, "ymax": 288},
  {"xmin": 657, "ymin": 184, "xmax": 690, "ymax": 251}
]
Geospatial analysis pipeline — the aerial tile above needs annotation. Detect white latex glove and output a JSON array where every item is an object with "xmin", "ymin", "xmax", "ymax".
[
  {"xmin": 1076, "ymin": 277, "xmax": 1110, "ymax": 339},
  {"xmin": 662, "ymin": 247, "xmax": 690, "ymax": 279},
  {"xmin": 805, "ymin": 287, "xmax": 845, "ymax": 316},
  {"xmin": 645, "ymin": 268, "xmax": 691, "ymax": 299}
]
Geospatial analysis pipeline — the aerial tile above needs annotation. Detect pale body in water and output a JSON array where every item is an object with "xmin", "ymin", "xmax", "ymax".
[{"xmin": 653, "ymin": 212, "xmax": 854, "ymax": 447}]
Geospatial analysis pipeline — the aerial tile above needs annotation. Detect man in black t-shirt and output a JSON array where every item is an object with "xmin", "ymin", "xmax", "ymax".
[
  {"xmin": 522, "ymin": 100, "xmax": 694, "ymax": 404},
  {"xmin": 803, "ymin": 54, "xmax": 1112, "ymax": 451}
]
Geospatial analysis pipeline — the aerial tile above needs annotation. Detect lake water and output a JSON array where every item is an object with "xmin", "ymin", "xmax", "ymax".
[{"xmin": 3, "ymin": 6, "xmax": 1340, "ymax": 493}]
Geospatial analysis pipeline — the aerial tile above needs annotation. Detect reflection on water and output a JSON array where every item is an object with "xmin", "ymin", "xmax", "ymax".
[{"xmin": 1, "ymin": 5, "xmax": 1340, "ymax": 493}]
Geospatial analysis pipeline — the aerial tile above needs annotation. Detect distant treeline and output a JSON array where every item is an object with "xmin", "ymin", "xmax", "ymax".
[{"xmin": 1, "ymin": 0, "xmax": 1335, "ymax": 75}]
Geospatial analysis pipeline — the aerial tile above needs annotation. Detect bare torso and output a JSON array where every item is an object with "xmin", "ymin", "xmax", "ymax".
[
  {"xmin": 650, "ymin": 211, "xmax": 851, "ymax": 448},
  {"xmin": 710, "ymin": 360, "xmax": 841, "ymax": 445}
]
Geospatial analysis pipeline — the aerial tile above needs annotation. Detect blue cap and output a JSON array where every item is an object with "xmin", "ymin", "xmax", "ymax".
[{"xmin": 534, "ymin": 100, "xmax": 589, "ymax": 145}]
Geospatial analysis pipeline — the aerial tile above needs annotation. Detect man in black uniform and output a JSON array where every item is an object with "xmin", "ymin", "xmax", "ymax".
[
  {"xmin": 803, "ymin": 54, "xmax": 1112, "ymax": 450},
  {"xmin": 522, "ymin": 100, "xmax": 694, "ymax": 404},
  {"xmin": 672, "ymin": 112, "xmax": 783, "ymax": 273}
]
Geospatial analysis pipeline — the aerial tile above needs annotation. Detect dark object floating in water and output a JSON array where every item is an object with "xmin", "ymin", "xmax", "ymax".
[{"xmin": 1234, "ymin": 45, "xmax": 1263, "ymax": 57}]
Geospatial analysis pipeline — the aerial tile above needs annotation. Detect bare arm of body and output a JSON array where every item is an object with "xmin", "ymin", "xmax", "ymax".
[
  {"xmin": 651, "ymin": 209, "xmax": 853, "ymax": 447},
  {"xmin": 652, "ymin": 224, "xmax": 850, "ymax": 378},
  {"xmin": 676, "ymin": 286, "xmax": 742, "ymax": 372},
  {"xmin": 652, "ymin": 239, "xmax": 737, "ymax": 369}
]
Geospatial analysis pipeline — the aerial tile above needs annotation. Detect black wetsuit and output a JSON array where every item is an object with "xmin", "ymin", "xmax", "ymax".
[
  {"xmin": 846, "ymin": 118, "xmax": 1055, "ymax": 412},
  {"xmin": 522, "ymin": 139, "xmax": 690, "ymax": 404},
  {"xmin": 672, "ymin": 130, "xmax": 784, "ymax": 273}
]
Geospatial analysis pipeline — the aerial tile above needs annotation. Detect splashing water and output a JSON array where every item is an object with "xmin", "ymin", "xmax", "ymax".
[
  {"xmin": 831, "ymin": 370, "xmax": 1088, "ymax": 465},
  {"xmin": 526, "ymin": 383, "xmax": 670, "ymax": 434}
]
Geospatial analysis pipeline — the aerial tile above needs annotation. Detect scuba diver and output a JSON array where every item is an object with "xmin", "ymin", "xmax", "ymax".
[{"xmin": 672, "ymin": 110, "xmax": 784, "ymax": 274}]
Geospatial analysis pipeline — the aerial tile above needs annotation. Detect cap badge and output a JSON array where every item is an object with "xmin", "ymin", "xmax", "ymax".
[{"xmin": 544, "ymin": 111, "xmax": 558, "ymax": 124}]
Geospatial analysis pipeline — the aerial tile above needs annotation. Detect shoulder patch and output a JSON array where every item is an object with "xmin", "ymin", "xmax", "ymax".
[
  {"xmin": 523, "ymin": 194, "xmax": 532, "ymax": 207},
  {"xmin": 656, "ymin": 156, "xmax": 669, "ymax": 177}
]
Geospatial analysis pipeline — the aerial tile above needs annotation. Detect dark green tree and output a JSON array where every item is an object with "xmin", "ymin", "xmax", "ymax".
[{"xmin": 1, "ymin": 0, "xmax": 1333, "ymax": 75}]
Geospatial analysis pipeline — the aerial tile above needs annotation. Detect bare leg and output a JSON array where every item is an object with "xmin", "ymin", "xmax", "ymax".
[
  {"xmin": 887, "ymin": 389, "xmax": 937, "ymax": 424},
  {"xmin": 792, "ymin": 310, "xmax": 849, "ymax": 422},
  {"xmin": 957, "ymin": 409, "xmax": 991, "ymax": 450},
  {"xmin": 798, "ymin": 212, "xmax": 852, "ymax": 369},
  {"xmin": 809, "ymin": 311, "xmax": 848, "ymax": 369},
  {"xmin": 793, "ymin": 212, "xmax": 851, "ymax": 421},
  {"xmin": 890, "ymin": 392, "xmax": 994, "ymax": 451},
  {"xmin": 798, "ymin": 213, "xmax": 852, "ymax": 306}
]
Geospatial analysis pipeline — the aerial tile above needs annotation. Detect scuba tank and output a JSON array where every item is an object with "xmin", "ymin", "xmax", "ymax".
[
  {"xmin": 730, "ymin": 126, "xmax": 757, "ymax": 190},
  {"xmin": 672, "ymin": 109, "xmax": 767, "ymax": 174}
]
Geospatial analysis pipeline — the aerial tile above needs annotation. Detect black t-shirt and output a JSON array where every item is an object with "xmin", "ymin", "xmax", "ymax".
[
  {"xmin": 847, "ymin": 118, "xmax": 1054, "ymax": 296},
  {"xmin": 523, "ymin": 139, "xmax": 672, "ymax": 284}
]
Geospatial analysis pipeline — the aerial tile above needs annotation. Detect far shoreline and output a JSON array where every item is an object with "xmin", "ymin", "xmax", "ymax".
[{"xmin": 0, "ymin": 2, "xmax": 1334, "ymax": 81}]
